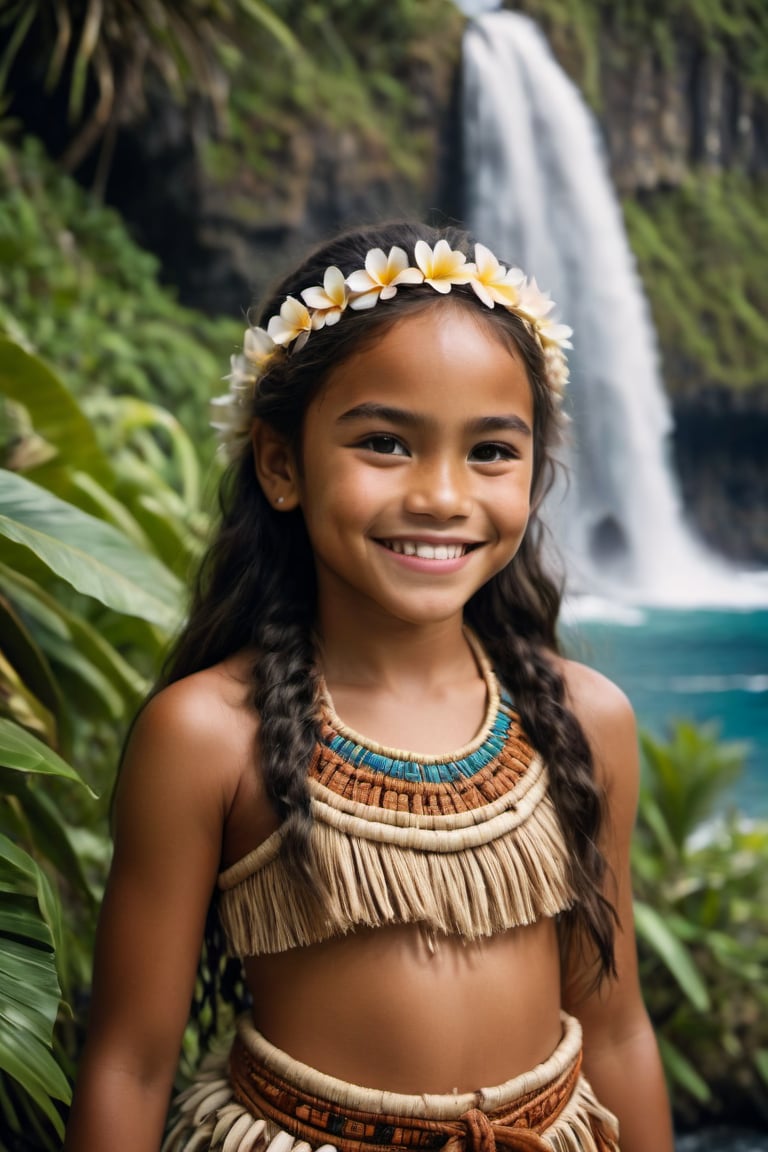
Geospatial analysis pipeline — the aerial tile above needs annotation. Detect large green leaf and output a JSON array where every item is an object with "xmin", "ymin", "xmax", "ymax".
[
  {"xmin": 0, "ymin": 1022, "xmax": 70, "ymax": 1136},
  {"xmin": 0, "ymin": 562, "xmax": 147, "ymax": 706},
  {"xmin": 0, "ymin": 718, "xmax": 94, "ymax": 793},
  {"xmin": 0, "ymin": 900, "xmax": 51, "ymax": 948},
  {"xmin": 0, "ymin": 589, "xmax": 60, "ymax": 719},
  {"xmin": 40, "ymin": 628, "xmax": 125, "ymax": 720},
  {"xmin": 0, "ymin": 837, "xmax": 69, "ymax": 1137},
  {"xmin": 85, "ymin": 393, "xmax": 203, "ymax": 510},
  {"xmin": 0, "ymin": 834, "xmax": 61, "ymax": 953},
  {"xmin": 66, "ymin": 468, "xmax": 153, "ymax": 548},
  {"xmin": 634, "ymin": 900, "xmax": 710, "ymax": 1012},
  {"xmin": 0, "ymin": 337, "xmax": 112, "ymax": 484},
  {"xmin": 0, "ymin": 469, "xmax": 182, "ymax": 629},
  {"xmin": 0, "ymin": 938, "xmax": 58, "ymax": 1014},
  {"xmin": 0, "ymin": 771, "xmax": 97, "ymax": 909}
]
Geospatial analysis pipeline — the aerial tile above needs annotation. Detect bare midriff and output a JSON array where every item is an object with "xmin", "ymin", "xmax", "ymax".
[{"xmin": 243, "ymin": 917, "xmax": 563, "ymax": 1095}]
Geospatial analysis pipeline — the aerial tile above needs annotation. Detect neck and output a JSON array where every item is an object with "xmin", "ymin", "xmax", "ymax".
[{"xmin": 314, "ymin": 607, "xmax": 479, "ymax": 694}]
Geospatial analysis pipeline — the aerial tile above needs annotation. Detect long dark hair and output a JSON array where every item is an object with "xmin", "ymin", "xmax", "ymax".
[{"xmin": 158, "ymin": 220, "xmax": 616, "ymax": 1031}]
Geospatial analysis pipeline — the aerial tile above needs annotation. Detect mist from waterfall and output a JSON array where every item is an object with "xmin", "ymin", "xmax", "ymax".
[{"xmin": 462, "ymin": 12, "xmax": 766, "ymax": 607}]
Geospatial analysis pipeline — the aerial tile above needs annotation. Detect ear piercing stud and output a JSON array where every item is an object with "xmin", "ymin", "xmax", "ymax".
[{"xmin": 276, "ymin": 496, "xmax": 285, "ymax": 505}]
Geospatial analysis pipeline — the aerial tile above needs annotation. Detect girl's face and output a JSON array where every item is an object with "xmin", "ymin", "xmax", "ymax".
[{"xmin": 289, "ymin": 305, "xmax": 534, "ymax": 632}]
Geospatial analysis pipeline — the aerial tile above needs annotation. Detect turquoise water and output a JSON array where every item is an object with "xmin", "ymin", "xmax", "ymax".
[{"xmin": 563, "ymin": 607, "xmax": 768, "ymax": 816}]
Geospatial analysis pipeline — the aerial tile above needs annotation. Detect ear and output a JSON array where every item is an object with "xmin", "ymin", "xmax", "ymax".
[{"xmin": 251, "ymin": 419, "xmax": 301, "ymax": 511}]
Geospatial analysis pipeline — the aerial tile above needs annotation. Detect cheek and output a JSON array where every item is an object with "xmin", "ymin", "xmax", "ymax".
[
  {"xmin": 302, "ymin": 467, "xmax": 386, "ymax": 532},
  {"xmin": 496, "ymin": 478, "xmax": 533, "ymax": 532}
]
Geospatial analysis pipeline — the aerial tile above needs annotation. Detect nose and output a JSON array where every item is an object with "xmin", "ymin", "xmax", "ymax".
[{"xmin": 404, "ymin": 454, "xmax": 473, "ymax": 520}]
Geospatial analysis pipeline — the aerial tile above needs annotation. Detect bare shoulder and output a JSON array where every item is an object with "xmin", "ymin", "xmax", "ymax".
[
  {"xmin": 114, "ymin": 651, "xmax": 261, "ymax": 843},
  {"xmin": 551, "ymin": 656, "xmax": 639, "ymax": 797},
  {"xmin": 554, "ymin": 657, "xmax": 636, "ymax": 738}
]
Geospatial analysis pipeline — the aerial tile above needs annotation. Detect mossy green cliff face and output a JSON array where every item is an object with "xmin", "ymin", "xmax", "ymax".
[
  {"xmin": 510, "ymin": 1, "xmax": 768, "ymax": 395},
  {"xmin": 621, "ymin": 177, "xmax": 768, "ymax": 562},
  {"xmin": 95, "ymin": 1, "xmax": 465, "ymax": 316},
  {"xmin": 623, "ymin": 177, "xmax": 768, "ymax": 398},
  {"xmin": 4, "ymin": 0, "xmax": 766, "ymax": 559},
  {"xmin": 505, "ymin": 1, "xmax": 768, "ymax": 562}
]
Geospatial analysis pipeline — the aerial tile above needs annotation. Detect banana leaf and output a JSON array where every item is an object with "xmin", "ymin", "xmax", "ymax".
[{"xmin": 0, "ymin": 468, "xmax": 182, "ymax": 630}]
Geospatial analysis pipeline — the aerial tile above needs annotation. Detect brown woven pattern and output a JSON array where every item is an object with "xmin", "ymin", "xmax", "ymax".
[
  {"xmin": 311, "ymin": 709, "xmax": 532, "ymax": 817},
  {"xmin": 162, "ymin": 1015, "xmax": 620, "ymax": 1151},
  {"xmin": 215, "ymin": 637, "xmax": 576, "ymax": 955},
  {"xmin": 229, "ymin": 1038, "xmax": 612, "ymax": 1152}
]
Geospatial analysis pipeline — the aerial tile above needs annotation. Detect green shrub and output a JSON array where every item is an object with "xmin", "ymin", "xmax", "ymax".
[
  {"xmin": 634, "ymin": 721, "xmax": 768, "ymax": 1127},
  {"xmin": 0, "ymin": 134, "xmax": 230, "ymax": 1140}
]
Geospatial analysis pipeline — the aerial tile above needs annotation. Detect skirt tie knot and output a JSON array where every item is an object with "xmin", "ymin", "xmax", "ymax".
[{"xmin": 442, "ymin": 1107, "xmax": 550, "ymax": 1152}]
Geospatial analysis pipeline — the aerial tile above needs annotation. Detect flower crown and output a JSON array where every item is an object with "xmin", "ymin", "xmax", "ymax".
[{"xmin": 211, "ymin": 239, "xmax": 572, "ymax": 452}]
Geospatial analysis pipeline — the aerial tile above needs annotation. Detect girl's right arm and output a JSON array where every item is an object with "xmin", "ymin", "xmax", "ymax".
[{"xmin": 64, "ymin": 677, "xmax": 239, "ymax": 1152}]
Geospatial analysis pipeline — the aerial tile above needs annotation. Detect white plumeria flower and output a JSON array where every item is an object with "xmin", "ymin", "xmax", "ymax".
[
  {"xmin": 414, "ymin": 239, "xmax": 473, "ymax": 294},
  {"xmin": 243, "ymin": 325, "xmax": 276, "ymax": 368},
  {"xmin": 267, "ymin": 296, "xmax": 313, "ymax": 351},
  {"xmin": 301, "ymin": 266, "xmax": 349, "ymax": 327},
  {"xmin": 469, "ymin": 243, "xmax": 526, "ymax": 308},
  {"xmin": 212, "ymin": 240, "xmax": 571, "ymax": 454},
  {"xmin": 514, "ymin": 276, "xmax": 557, "ymax": 323},
  {"xmin": 538, "ymin": 316, "xmax": 574, "ymax": 351},
  {"xmin": 346, "ymin": 246, "xmax": 423, "ymax": 310},
  {"xmin": 510, "ymin": 276, "xmax": 572, "ymax": 355}
]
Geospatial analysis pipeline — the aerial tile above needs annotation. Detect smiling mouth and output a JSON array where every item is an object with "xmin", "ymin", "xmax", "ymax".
[{"xmin": 378, "ymin": 540, "xmax": 480, "ymax": 560}]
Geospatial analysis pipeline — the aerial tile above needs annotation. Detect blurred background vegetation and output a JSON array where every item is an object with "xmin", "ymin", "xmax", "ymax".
[{"xmin": 0, "ymin": 0, "xmax": 766, "ymax": 1146}]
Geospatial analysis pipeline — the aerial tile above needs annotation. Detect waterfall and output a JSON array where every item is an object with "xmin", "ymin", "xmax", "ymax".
[{"xmin": 462, "ymin": 12, "xmax": 761, "ymax": 606}]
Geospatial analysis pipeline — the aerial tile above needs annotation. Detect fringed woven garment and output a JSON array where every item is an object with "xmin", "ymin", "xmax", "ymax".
[
  {"xmin": 165, "ymin": 638, "xmax": 619, "ymax": 1149},
  {"xmin": 218, "ymin": 636, "xmax": 575, "ymax": 956},
  {"xmin": 162, "ymin": 1012, "xmax": 619, "ymax": 1152}
]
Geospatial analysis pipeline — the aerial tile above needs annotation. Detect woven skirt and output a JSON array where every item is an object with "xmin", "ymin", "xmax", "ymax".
[{"xmin": 162, "ymin": 1012, "xmax": 619, "ymax": 1152}]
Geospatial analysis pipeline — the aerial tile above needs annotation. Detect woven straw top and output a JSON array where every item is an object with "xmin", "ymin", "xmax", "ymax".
[
  {"xmin": 218, "ymin": 637, "xmax": 549, "ymax": 889},
  {"xmin": 216, "ymin": 637, "xmax": 573, "ymax": 952}
]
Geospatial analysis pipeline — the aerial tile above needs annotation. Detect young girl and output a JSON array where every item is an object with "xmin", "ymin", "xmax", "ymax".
[{"xmin": 64, "ymin": 221, "xmax": 674, "ymax": 1152}]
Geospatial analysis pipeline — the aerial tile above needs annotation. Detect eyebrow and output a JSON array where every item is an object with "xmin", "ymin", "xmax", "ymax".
[{"xmin": 336, "ymin": 403, "xmax": 532, "ymax": 437}]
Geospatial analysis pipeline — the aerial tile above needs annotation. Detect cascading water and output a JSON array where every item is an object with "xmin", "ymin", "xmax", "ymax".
[
  {"xmin": 456, "ymin": 26, "xmax": 768, "ymax": 1152},
  {"xmin": 462, "ymin": 12, "xmax": 766, "ymax": 606}
]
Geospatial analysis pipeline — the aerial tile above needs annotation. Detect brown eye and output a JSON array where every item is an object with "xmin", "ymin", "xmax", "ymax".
[
  {"xmin": 361, "ymin": 435, "xmax": 408, "ymax": 456},
  {"xmin": 470, "ymin": 443, "xmax": 516, "ymax": 463}
]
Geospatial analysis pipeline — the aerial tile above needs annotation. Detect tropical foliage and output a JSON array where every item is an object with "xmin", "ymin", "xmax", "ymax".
[
  {"xmin": 0, "ymin": 0, "xmax": 461, "ymax": 199},
  {"xmin": 634, "ymin": 722, "xmax": 768, "ymax": 1127},
  {"xmin": 0, "ymin": 0, "xmax": 299, "ymax": 176},
  {"xmin": 0, "ymin": 727, "xmax": 93, "ymax": 1144},
  {"xmin": 0, "ymin": 335, "xmax": 199, "ymax": 1146},
  {"xmin": 0, "ymin": 132, "xmax": 223, "ymax": 1141},
  {"xmin": 0, "ymin": 134, "xmax": 239, "ymax": 454}
]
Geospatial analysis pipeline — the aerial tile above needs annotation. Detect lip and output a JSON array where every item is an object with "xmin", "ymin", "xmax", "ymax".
[
  {"xmin": 374, "ymin": 538, "xmax": 481, "ymax": 574},
  {"xmin": 377, "ymin": 536, "xmax": 484, "ymax": 549}
]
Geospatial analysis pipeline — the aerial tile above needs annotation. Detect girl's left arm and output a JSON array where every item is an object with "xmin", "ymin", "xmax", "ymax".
[{"xmin": 560, "ymin": 662, "xmax": 675, "ymax": 1152}]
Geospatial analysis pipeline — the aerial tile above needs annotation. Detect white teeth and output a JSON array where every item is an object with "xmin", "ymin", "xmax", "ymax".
[{"xmin": 385, "ymin": 541, "xmax": 467, "ymax": 560}]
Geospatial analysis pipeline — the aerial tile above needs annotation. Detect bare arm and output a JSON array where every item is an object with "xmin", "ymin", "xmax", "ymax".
[
  {"xmin": 560, "ymin": 662, "xmax": 675, "ymax": 1152},
  {"xmin": 64, "ymin": 675, "xmax": 243, "ymax": 1152}
]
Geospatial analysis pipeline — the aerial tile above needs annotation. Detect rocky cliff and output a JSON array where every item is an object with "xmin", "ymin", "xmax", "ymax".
[
  {"xmin": 7, "ymin": 1, "xmax": 767, "ymax": 562},
  {"xmin": 580, "ymin": 15, "xmax": 768, "ymax": 564}
]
